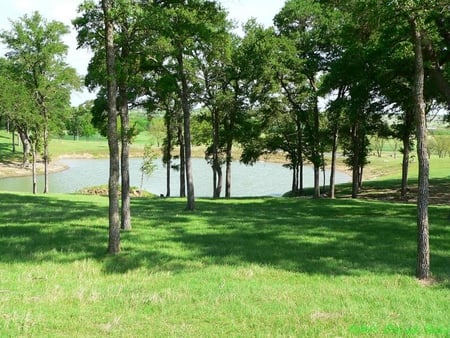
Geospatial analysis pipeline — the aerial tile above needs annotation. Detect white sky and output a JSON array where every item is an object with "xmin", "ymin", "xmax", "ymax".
[{"xmin": 0, "ymin": 0, "xmax": 285, "ymax": 105}]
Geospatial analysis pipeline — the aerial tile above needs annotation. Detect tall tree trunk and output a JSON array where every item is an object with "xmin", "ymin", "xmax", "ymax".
[
  {"xmin": 103, "ymin": 0, "xmax": 120, "ymax": 255},
  {"xmin": 292, "ymin": 161, "xmax": 298, "ymax": 193},
  {"xmin": 166, "ymin": 158, "xmax": 171, "ymax": 197},
  {"xmin": 177, "ymin": 51, "xmax": 195, "ymax": 211},
  {"xmin": 329, "ymin": 126, "xmax": 338, "ymax": 199},
  {"xmin": 119, "ymin": 34, "xmax": 131, "ymax": 230},
  {"xmin": 18, "ymin": 129, "xmax": 30, "ymax": 168},
  {"xmin": 177, "ymin": 125, "xmax": 186, "ymax": 198},
  {"xmin": 351, "ymin": 123, "xmax": 360, "ymax": 199},
  {"xmin": 401, "ymin": 108, "xmax": 414, "ymax": 199},
  {"xmin": 212, "ymin": 109, "xmax": 222, "ymax": 198},
  {"xmin": 412, "ymin": 19, "xmax": 430, "ymax": 280},
  {"xmin": 351, "ymin": 165, "xmax": 359, "ymax": 198},
  {"xmin": 119, "ymin": 88, "xmax": 131, "ymax": 231},
  {"xmin": 296, "ymin": 116, "xmax": 304, "ymax": 194},
  {"xmin": 215, "ymin": 166, "xmax": 223, "ymax": 198},
  {"xmin": 312, "ymin": 94, "xmax": 321, "ymax": 199},
  {"xmin": 313, "ymin": 166, "xmax": 320, "ymax": 198},
  {"xmin": 401, "ymin": 138, "xmax": 410, "ymax": 199},
  {"xmin": 225, "ymin": 141, "xmax": 232, "ymax": 198},
  {"xmin": 359, "ymin": 166, "xmax": 364, "ymax": 188},
  {"xmin": 31, "ymin": 142, "xmax": 37, "ymax": 194},
  {"xmin": 164, "ymin": 117, "xmax": 172, "ymax": 197},
  {"xmin": 11, "ymin": 125, "xmax": 16, "ymax": 153},
  {"xmin": 43, "ymin": 114, "xmax": 49, "ymax": 194}
]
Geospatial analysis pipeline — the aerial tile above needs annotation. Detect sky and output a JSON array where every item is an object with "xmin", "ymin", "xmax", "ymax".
[{"xmin": 0, "ymin": 0, "xmax": 285, "ymax": 106}]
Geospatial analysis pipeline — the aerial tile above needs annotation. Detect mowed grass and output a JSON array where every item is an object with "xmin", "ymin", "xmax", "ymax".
[{"xmin": 0, "ymin": 193, "xmax": 449, "ymax": 337}]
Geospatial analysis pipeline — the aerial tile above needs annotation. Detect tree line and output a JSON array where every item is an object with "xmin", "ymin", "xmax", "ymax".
[{"xmin": 1, "ymin": 0, "xmax": 449, "ymax": 279}]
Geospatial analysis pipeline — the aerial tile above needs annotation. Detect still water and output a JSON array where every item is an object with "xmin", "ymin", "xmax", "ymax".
[{"xmin": 0, "ymin": 158, "xmax": 351, "ymax": 197}]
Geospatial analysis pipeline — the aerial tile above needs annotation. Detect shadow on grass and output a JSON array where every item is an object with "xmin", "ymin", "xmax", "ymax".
[
  {"xmin": 0, "ymin": 193, "xmax": 108, "ymax": 262},
  {"xmin": 105, "ymin": 197, "xmax": 449, "ymax": 282},
  {"xmin": 338, "ymin": 177, "xmax": 450, "ymax": 205},
  {"xmin": 1, "ymin": 192, "xmax": 448, "ymax": 282},
  {"xmin": 0, "ymin": 141, "xmax": 21, "ymax": 163}
]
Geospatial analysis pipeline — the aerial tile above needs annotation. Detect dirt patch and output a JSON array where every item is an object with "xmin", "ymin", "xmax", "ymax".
[
  {"xmin": 355, "ymin": 179, "xmax": 450, "ymax": 205},
  {"xmin": 76, "ymin": 185, "xmax": 152, "ymax": 198}
]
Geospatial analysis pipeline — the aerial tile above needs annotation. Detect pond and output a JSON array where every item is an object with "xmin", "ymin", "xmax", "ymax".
[{"xmin": 0, "ymin": 158, "xmax": 351, "ymax": 197}]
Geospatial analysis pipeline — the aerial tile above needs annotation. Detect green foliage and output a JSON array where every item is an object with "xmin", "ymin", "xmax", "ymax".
[
  {"xmin": 66, "ymin": 103, "xmax": 97, "ymax": 139},
  {"xmin": 428, "ymin": 133, "xmax": 450, "ymax": 158},
  {"xmin": 0, "ymin": 193, "xmax": 448, "ymax": 336},
  {"xmin": 1, "ymin": 10, "xmax": 80, "ymax": 180},
  {"xmin": 0, "ymin": 58, "xmax": 41, "ymax": 132},
  {"xmin": 140, "ymin": 145, "xmax": 158, "ymax": 179},
  {"xmin": 1, "ymin": 11, "xmax": 79, "ymax": 117}
]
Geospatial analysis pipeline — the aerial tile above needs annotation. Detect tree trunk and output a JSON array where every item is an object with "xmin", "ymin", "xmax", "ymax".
[
  {"xmin": 215, "ymin": 166, "xmax": 223, "ymax": 198},
  {"xmin": 177, "ymin": 51, "xmax": 195, "ymax": 211},
  {"xmin": 43, "ymin": 115, "xmax": 49, "ymax": 194},
  {"xmin": 119, "ymin": 33, "xmax": 131, "ymax": 230},
  {"xmin": 166, "ymin": 158, "xmax": 171, "ymax": 197},
  {"xmin": 401, "ymin": 138, "xmax": 410, "ymax": 199},
  {"xmin": 31, "ymin": 143, "xmax": 37, "ymax": 194},
  {"xmin": 312, "ymin": 95, "xmax": 321, "ymax": 199},
  {"xmin": 177, "ymin": 125, "xmax": 186, "ymax": 198},
  {"xmin": 102, "ymin": 0, "xmax": 121, "ymax": 255},
  {"xmin": 18, "ymin": 129, "xmax": 30, "ymax": 168},
  {"xmin": 351, "ymin": 165, "xmax": 359, "ymax": 198},
  {"xmin": 164, "ymin": 114, "xmax": 172, "ymax": 197},
  {"xmin": 292, "ymin": 161, "xmax": 298, "ymax": 193},
  {"xmin": 212, "ymin": 108, "xmax": 222, "ymax": 198},
  {"xmin": 119, "ymin": 88, "xmax": 131, "ymax": 231},
  {"xmin": 412, "ymin": 19, "xmax": 430, "ymax": 280},
  {"xmin": 298, "ymin": 123, "xmax": 304, "ymax": 194},
  {"xmin": 401, "ymin": 108, "xmax": 414, "ymax": 199},
  {"xmin": 225, "ymin": 141, "xmax": 232, "ymax": 198},
  {"xmin": 329, "ymin": 126, "xmax": 338, "ymax": 199},
  {"xmin": 351, "ymin": 124, "xmax": 360, "ymax": 199},
  {"xmin": 359, "ymin": 165, "xmax": 364, "ymax": 189},
  {"xmin": 314, "ymin": 166, "xmax": 320, "ymax": 198},
  {"xmin": 11, "ymin": 126, "xmax": 16, "ymax": 153}
]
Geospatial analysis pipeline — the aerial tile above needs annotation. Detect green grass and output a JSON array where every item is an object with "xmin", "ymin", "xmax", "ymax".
[{"xmin": 0, "ymin": 193, "xmax": 449, "ymax": 337}]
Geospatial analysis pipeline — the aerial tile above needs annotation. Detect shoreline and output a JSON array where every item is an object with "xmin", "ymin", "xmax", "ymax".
[
  {"xmin": 0, "ymin": 160, "xmax": 69, "ymax": 179},
  {"xmin": 0, "ymin": 153, "xmax": 354, "ymax": 182}
]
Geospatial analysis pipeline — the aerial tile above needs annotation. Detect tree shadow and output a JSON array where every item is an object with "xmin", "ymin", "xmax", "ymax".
[
  {"xmin": 348, "ymin": 177, "xmax": 450, "ymax": 205},
  {"xmin": 107, "ymin": 197, "xmax": 449, "ymax": 282},
  {"xmin": 0, "ymin": 193, "xmax": 108, "ymax": 263},
  {"xmin": 1, "ymin": 193, "xmax": 448, "ymax": 283}
]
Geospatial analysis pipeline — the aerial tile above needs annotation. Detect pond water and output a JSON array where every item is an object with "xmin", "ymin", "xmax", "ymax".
[{"xmin": 0, "ymin": 158, "xmax": 351, "ymax": 197}]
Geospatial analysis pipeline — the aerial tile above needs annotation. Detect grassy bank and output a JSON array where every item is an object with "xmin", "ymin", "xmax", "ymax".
[{"xmin": 0, "ymin": 193, "xmax": 449, "ymax": 336}]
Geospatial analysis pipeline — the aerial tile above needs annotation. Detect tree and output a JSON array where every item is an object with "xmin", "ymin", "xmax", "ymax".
[
  {"xmin": 150, "ymin": 0, "xmax": 229, "ymax": 209},
  {"xmin": 0, "ymin": 58, "xmax": 42, "ymax": 191},
  {"xmin": 1, "ymin": 12, "xmax": 79, "ymax": 193},
  {"xmin": 274, "ymin": 0, "xmax": 332, "ymax": 199},
  {"xmin": 67, "ymin": 103, "xmax": 97, "ymax": 140},
  {"xmin": 75, "ymin": 0, "xmax": 150, "ymax": 230},
  {"xmin": 225, "ymin": 23, "xmax": 279, "ymax": 198},
  {"xmin": 194, "ymin": 20, "xmax": 232, "ymax": 198},
  {"xmin": 102, "ymin": 0, "xmax": 121, "ymax": 255},
  {"xmin": 140, "ymin": 145, "xmax": 157, "ymax": 191},
  {"xmin": 410, "ymin": 13, "xmax": 430, "ymax": 280},
  {"xmin": 143, "ymin": 70, "xmax": 184, "ymax": 198}
]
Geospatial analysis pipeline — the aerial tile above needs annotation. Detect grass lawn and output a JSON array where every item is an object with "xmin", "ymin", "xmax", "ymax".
[{"xmin": 0, "ymin": 193, "xmax": 449, "ymax": 337}]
